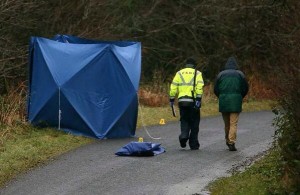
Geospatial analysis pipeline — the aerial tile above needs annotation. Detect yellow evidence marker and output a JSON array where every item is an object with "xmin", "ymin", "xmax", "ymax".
[
  {"xmin": 159, "ymin": 119, "xmax": 165, "ymax": 125},
  {"xmin": 138, "ymin": 137, "xmax": 144, "ymax": 142}
]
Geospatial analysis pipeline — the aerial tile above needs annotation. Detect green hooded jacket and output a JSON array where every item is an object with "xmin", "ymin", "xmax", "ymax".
[{"xmin": 214, "ymin": 57, "xmax": 249, "ymax": 113}]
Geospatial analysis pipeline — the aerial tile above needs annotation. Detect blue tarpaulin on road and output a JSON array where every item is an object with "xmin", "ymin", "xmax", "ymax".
[
  {"xmin": 27, "ymin": 34, "xmax": 141, "ymax": 139},
  {"xmin": 115, "ymin": 142, "xmax": 166, "ymax": 156}
]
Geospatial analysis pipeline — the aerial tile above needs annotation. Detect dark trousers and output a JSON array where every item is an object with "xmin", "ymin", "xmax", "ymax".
[{"xmin": 179, "ymin": 105, "xmax": 200, "ymax": 149}]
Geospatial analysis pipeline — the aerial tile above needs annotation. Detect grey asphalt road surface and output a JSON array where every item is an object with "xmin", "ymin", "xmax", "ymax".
[{"xmin": 0, "ymin": 111, "xmax": 275, "ymax": 195}]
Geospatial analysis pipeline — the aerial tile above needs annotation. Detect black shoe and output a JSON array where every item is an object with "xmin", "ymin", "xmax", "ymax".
[
  {"xmin": 228, "ymin": 144, "xmax": 237, "ymax": 151},
  {"xmin": 190, "ymin": 143, "xmax": 200, "ymax": 150},
  {"xmin": 180, "ymin": 140, "xmax": 187, "ymax": 148}
]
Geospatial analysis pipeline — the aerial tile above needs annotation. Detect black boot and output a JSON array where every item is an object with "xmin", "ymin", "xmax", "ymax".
[
  {"xmin": 228, "ymin": 143, "xmax": 237, "ymax": 151},
  {"xmin": 179, "ymin": 138, "xmax": 187, "ymax": 148}
]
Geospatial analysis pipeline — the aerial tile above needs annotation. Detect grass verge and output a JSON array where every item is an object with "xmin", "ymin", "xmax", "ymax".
[
  {"xmin": 0, "ymin": 99, "xmax": 274, "ymax": 188},
  {"xmin": 208, "ymin": 147, "xmax": 284, "ymax": 194},
  {"xmin": 0, "ymin": 125, "xmax": 91, "ymax": 187}
]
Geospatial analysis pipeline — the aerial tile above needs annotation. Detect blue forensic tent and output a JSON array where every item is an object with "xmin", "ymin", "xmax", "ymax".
[{"xmin": 27, "ymin": 35, "xmax": 141, "ymax": 139}]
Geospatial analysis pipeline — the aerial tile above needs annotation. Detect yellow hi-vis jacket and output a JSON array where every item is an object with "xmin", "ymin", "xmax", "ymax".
[{"xmin": 169, "ymin": 67, "xmax": 204, "ymax": 102}]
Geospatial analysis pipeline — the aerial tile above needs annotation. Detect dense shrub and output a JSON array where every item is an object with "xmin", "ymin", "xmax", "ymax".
[{"xmin": 273, "ymin": 75, "xmax": 300, "ymax": 193}]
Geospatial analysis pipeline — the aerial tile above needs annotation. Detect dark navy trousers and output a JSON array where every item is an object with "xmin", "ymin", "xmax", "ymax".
[{"xmin": 179, "ymin": 105, "xmax": 200, "ymax": 149}]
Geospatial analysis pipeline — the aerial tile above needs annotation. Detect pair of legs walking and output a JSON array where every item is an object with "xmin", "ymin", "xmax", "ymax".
[
  {"xmin": 179, "ymin": 106, "xmax": 200, "ymax": 150},
  {"xmin": 178, "ymin": 109, "xmax": 239, "ymax": 151},
  {"xmin": 222, "ymin": 112, "xmax": 240, "ymax": 151}
]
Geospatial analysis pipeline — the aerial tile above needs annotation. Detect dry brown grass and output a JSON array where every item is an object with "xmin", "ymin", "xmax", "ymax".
[
  {"xmin": 247, "ymin": 76, "xmax": 276, "ymax": 99},
  {"xmin": 0, "ymin": 82, "xmax": 26, "ymax": 126},
  {"xmin": 138, "ymin": 77, "xmax": 277, "ymax": 108},
  {"xmin": 138, "ymin": 88, "xmax": 169, "ymax": 106}
]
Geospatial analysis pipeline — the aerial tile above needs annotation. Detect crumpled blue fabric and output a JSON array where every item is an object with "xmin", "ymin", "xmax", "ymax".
[{"xmin": 115, "ymin": 142, "xmax": 165, "ymax": 156}]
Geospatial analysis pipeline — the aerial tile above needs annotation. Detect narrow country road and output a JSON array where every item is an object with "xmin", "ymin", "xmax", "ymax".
[{"xmin": 0, "ymin": 111, "xmax": 275, "ymax": 195}]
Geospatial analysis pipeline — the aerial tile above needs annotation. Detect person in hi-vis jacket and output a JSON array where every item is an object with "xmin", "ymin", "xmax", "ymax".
[{"xmin": 169, "ymin": 57, "xmax": 204, "ymax": 150}]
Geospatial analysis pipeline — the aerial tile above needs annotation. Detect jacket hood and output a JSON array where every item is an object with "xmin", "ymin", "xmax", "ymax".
[{"xmin": 224, "ymin": 57, "xmax": 238, "ymax": 70}]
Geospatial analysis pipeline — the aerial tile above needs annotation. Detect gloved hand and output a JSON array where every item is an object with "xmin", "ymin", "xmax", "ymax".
[
  {"xmin": 169, "ymin": 99, "xmax": 175, "ymax": 107},
  {"xmin": 170, "ymin": 101, "xmax": 174, "ymax": 107},
  {"xmin": 195, "ymin": 101, "xmax": 201, "ymax": 109},
  {"xmin": 194, "ymin": 98, "xmax": 201, "ymax": 109}
]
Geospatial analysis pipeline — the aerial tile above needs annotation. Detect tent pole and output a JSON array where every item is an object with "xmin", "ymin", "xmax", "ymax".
[{"xmin": 58, "ymin": 87, "xmax": 61, "ymax": 130}]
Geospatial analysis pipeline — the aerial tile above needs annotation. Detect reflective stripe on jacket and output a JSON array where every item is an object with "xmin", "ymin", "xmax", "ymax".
[{"xmin": 169, "ymin": 67, "xmax": 204, "ymax": 101}]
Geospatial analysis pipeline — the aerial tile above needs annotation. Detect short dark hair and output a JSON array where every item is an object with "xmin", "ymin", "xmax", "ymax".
[{"xmin": 186, "ymin": 57, "xmax": 197, "ymax": 65}]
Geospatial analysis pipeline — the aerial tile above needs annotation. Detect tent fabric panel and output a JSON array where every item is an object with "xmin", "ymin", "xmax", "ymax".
[
  {"xmin": 32, "ymin": 91, "xmax": 97, "ymax": 138},
  {"xmin": 53, "ymin": 34, "xmax": 138, "ymax": 47},
  {"xmin": 30, "ymin": 91, "xmax": 59, "ymax": 127},
  {"xmin": 57, "ymin": 92, "xmax": 97, "ymax": 138},
  {"xmin": 62, "ymin": 49, "xmax": 136, "ymax": 138},
  {"xmin": 104, "ymin": 94, "xmax": 138, "ymax": 138},
  {"xmin": 112, "ymin": 44, "xmax": 141, "ymax": 91},
  {"xmin": 27, "ymin": 38, "xmax": 35, "ymax": 118},
  {"xmin": 28, "ymin": 40, "xmax": 58, "ymax": 121},
  {"xmin": 62, "ymin": 89, "xmax": 137, "ymax": 138},
  {"xmin": 36, "ymin": 38, "xmax": 107, "ymax": 86}
]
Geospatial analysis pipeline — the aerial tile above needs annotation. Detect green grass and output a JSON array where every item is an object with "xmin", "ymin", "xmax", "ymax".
[
  {"xmin": 0, "ymin": 126, "xmax": 91, "ymax": 187},
  {"xmin": 0, "ymin": 99, "xmax": 274, "ymax": 187},
  {"xmin": 208, "ymin": 147, "xmax": 284, "ymax": 195}
]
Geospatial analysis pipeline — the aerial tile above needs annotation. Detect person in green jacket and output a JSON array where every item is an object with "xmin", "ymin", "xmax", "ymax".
[
  {"xmin": 169, "ymin": 57, "xmax": 204, "ymax": 150},
  {"xmin": 214, "ymin": 57, "xmax": 249, "ymax": 151}
]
